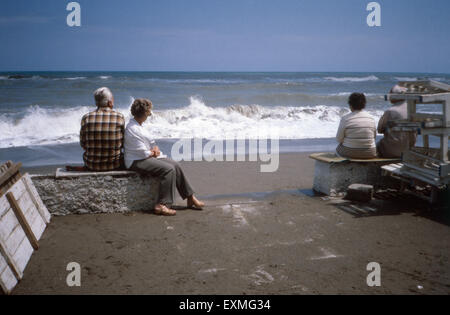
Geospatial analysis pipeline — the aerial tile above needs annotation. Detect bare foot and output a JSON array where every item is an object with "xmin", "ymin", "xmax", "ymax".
[
  {"xmin": 187, "ymin": 195, "xmax": 205, "ymax": 210},
  {"xmin": 154, "ymin": 204, "xmax": 176, "ymax": 216}
]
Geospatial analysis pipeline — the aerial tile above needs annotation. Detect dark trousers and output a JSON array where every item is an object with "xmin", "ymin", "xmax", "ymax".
[{"xmin": 131, "ymin": 158, "xmax": 194, "ymax": 206}]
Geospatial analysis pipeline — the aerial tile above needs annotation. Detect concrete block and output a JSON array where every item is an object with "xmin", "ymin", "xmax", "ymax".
[
  {"xmin": 312, "ymin": 159, "xmax": 397, "ymax": 196},
  {"xmin": 345, "ymin": 184, "xmax": 374, "ymax": 202},
  {"xmin": 31, "ymin": 169, "xmax": 159, "ymax": 216}
]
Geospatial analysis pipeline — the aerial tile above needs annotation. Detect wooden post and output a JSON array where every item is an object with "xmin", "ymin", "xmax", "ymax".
[
  {"xmin": 407, "ymin": 100, "xmax": 416, "ymax": 121},
  {"xmin": 6, "ymin": 192, "xmax": 39, "ymax": 250},
  {"xmin": 423, "ymin": 135, "xmax": 429, "ymax": 150},
  {"xmin": 441, "ymin": 131, "xmax": 449, "ymax": 162}
]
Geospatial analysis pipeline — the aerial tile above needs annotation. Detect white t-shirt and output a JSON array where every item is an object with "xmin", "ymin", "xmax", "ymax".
[
  {"xmin": 336, "ymin": 110, "xmax": 377, "ymax": 149},
  {"xmin": 124, "ymin": 118, "xmax": 166, "ymax": 169}
]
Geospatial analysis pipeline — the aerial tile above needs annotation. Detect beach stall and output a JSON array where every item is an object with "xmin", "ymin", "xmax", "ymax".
[{"xmin": 381, "ymin": 80, "xmax": 450, "ymax": 204}]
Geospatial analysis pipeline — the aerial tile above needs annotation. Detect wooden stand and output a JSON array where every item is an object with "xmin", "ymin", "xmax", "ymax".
[{"xmin": 382, "ymin": 80, "xmax": 450, "ymax": 204}]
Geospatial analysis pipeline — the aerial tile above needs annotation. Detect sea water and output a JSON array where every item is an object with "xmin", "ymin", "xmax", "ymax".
[{"xmin": 0, "ymin": 72, "xmax": 448, "ymax": 166}]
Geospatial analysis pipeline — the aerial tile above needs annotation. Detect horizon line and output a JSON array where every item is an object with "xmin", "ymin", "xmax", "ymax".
[{"xmin": 1, "ymin": 70, "xmax": 449, "ymax": 75}]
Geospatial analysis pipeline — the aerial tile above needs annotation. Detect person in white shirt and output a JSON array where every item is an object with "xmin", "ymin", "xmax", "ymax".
[
  {"xmin": 124, "ymin": 98, "xmax": 204, "ymax": 216},
  {"xmin": 336, "ymin": 92, "xmax": 377, "ymax": 159}
]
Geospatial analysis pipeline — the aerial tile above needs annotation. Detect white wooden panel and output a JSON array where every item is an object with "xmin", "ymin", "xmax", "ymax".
[
  {"xmin": 23, "ymin": 174, "xmax": 51, "ymax": 223},
  {"xmin": 0, "ymin": 172, "xmax": 51, "ymax": 293},
  {"xmin": 0, "ymin": 236, "xmax": 22, "ymax": 280},
  {"xmin": 13, "ymin": 237, "xmax": 33, "ymax": 277},
  {"xmin": 29, "ymin": 208, "xmax": 45, "ymax": 241},
  {"xmin": 7, "ymin": 180, "xmax": 26, "ymax": 202},
  {"xmin": 5, "ymin": 225, "xmax": 26, "ymax": 256},
  {"xmin": 17, "ymin": 192, "xmax": 35, "ymax": 218},
  {"xmin": 0, "ymin": 253, "xmax": 17, "ymax": 294},
  {"xmin": 0, "ymin": 209, "xmax": 20, "ymax": 241},
  {"xmin": 0, "ymin": 249, "xmax": 7, "ymax": 274},
  {"xmin": 0, "ymin": 255, "xmax": 17, "ymax": 294},
  {"xmin": 0, "ymin": 196, "xmax": 10, "ymax": 217}
]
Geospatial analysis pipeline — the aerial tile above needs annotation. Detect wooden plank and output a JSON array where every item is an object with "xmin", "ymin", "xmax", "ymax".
[
  {"xmin": 387, "ymin": 94, "xmax": 421, "ymax": 102},
  {"xmin": 422, "ymin": 121, "xmax": 443, "ymax": 128},
  {"xmin": 0, "ymin": 161, "xmax": 12, "ymax": 174},
  {"xmin": 404, "ymin": 150, "xmax": 443, "ymax": 165},
  {"xmin": 420, "ymin": 127, "xmax": 450, "ymax": 135},
  {"xmin": 23, "ymin": 174, "xmax": 51, "ymax": 224},
  {"xmin": 0, "ymin": 162, "xmax": 21, "ymax": 189},
  {"xmin": 411, "ymin": 113, "xmax": 443, "ymax": 122},
  {"xmin": 420, "ymin": 93, "xmax": 450, "ymax": 103},
  {"xmin": 403, "ymin": 162, "xmax": 440, "ymax": 178},
  {"xmin": 309, "ymin": 152, "xmax": 399, "ymax": 164},
  {"xmin": 6, "ymin": 192, "xmax": 39, "ymax": 250}
]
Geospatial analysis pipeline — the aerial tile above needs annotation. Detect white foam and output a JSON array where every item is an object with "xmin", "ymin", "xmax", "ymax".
[
  {"xmin": 394, "ymin": 77, "xmax": 418, "ymax": 81},
  {"xmin": 0, "ymin": 96, "xmax": 384, "ymax": 148},
  {"xmin": 324, "ymin": 75, "xmax": 379, "ymax": 82}
]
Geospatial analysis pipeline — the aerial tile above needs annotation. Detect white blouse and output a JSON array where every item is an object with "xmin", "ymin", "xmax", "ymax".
[{"xmin": 124, "ymin": 118, "xmax": 165, "ymax": 169}]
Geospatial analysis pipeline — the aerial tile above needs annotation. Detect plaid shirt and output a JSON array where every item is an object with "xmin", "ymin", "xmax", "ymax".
[{"xmin": 80, "ymin": 107, "xmax": 125, "ymax": 171}]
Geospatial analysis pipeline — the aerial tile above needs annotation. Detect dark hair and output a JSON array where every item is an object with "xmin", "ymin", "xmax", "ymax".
[
  {"xmin": 131, "ymin": 98, "xmax": 152, "ymax": 118},
  {"xmin": 348, "ymin": 93, "xmax": 366, "ymax": 110}
]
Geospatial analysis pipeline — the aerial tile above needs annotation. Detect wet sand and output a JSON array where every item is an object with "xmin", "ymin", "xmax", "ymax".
[{"xmin": 13, "ymin": 153, "xmax": 450, "ymax": 294}]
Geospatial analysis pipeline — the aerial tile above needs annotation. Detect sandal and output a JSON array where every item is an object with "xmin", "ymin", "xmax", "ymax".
[
  {"xmin": 187, "ymin": 197, "xmax": 205, "ymax": 210},
  {"xmin": 154, "ymin": 204, "xmax": 176, "ymax": 216}
]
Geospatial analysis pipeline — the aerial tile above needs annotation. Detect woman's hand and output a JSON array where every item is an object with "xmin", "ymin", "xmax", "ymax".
[{"xmin": 150, "ymin": 146, "xmax": 161, "ymax": 157}]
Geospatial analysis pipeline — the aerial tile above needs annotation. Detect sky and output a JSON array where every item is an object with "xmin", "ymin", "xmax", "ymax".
[{"xmin": 0, "ymin": 0, "xmax": 449, "ymax": 73}]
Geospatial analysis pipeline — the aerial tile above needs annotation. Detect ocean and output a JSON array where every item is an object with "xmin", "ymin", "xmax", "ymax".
[{"xmin": 1, "ymin": 71, "xmax": 449, "ymax": 167}]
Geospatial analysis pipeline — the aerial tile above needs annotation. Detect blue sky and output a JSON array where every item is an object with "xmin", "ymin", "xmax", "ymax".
[{"xmin": 0, "ymin": 0, "xmax": 449, "ymax": 72}]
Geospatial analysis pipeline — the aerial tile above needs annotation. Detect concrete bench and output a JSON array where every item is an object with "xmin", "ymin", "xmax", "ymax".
[
  {"xmin": 30, "ymin": 168, "xmax": 159, "ymax": 216},
  {"xmin": 309, "ymin": 153, "xmax": 400, "ymax": 196}
]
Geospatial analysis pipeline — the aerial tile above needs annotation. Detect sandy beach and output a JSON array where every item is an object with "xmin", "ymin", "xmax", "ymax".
[{"xmin": 11, "ymin": 152, "xmax": 450, "ymax": 295}]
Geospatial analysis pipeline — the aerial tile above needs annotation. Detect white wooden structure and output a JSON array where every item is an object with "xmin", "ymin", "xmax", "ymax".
[
  {"xmin": 0, "ymin": 162, "xmax": 51, "ymax": 294},
  {"xmin": 382, "ymin": 80, "xmax": 450, "ymax": 203}
]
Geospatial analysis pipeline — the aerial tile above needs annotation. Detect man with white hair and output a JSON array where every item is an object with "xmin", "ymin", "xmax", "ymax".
[
  {"xmin": 80, "ymin": 87, "xmax": 125, "ymax": 171},
  {"xmin": 377, "ymin": 84, "xmax": 417, "ymax": 158}
]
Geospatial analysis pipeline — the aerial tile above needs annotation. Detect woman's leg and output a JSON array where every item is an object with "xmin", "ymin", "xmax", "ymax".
[
  {"xmin": 131, "ymin": 158, "xmax": 176, "ymax": 206},
  {"xmin": 158, "ymin": 158, "xmax": 195, "ymax": 200},
  {"xmin": 159, "ymin": 158, "xmax": 204, "ymax": 209}
]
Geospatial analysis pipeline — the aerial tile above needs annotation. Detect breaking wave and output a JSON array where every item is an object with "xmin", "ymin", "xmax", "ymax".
[
  {"xmin": 0, "ymin": 96, "xmax": 384, "ymax": 148},
  {"xmin": 324, "ymin": 75, "xmax": 379, "ymax": 82}
]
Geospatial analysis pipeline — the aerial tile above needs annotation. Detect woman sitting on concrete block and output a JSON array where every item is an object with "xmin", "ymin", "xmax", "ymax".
[
  {"xmin": 124, "ymin": 98, "xmax": 205, "ymax": 216},
  {"xmin": 336, "ymin": 93, "xmax": 377, "ymax": 159}
]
